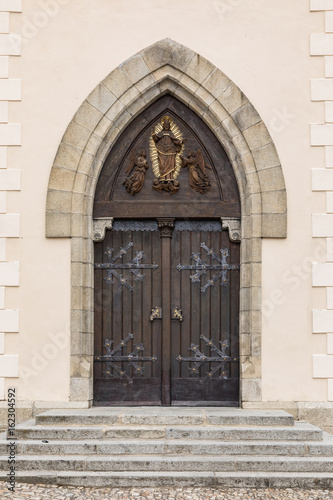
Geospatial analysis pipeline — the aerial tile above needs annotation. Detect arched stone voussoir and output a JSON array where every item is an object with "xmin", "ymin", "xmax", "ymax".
[{"xmin": 46, "ymin": 38, "xmax": 287, "ymax": 240}]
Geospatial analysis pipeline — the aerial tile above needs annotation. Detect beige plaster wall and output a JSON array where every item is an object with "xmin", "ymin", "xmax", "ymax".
[{"xmin": 6, "ymin": 0, "xmax": 326, "ymax": 402}]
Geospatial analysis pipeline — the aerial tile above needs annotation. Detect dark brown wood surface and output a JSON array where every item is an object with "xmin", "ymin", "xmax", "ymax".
[
  {"xmin": 94, "ymin": 95, "xmax": 240, "ymax": 219},
  {"xmin": 94, "ymin": 221, "xmax": 240, "ymax": 406}
]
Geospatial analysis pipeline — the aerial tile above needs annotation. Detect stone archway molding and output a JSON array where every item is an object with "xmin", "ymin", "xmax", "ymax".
[{"xmin": 45, "ymin": 39, "xmax": 287, "ymax": 404}]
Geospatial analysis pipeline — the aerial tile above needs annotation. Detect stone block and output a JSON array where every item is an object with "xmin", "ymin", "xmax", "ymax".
[
  {"xmin": 0, "ymin": 192, "xmax": 5, "ymax": 212},
  {"xmin": 0, "ymin": 309, "xmax": 18, "ymax": 332},
  {"xmin": 0, "ymin": 214, "xmax": 19, "ymax": 237},
  {"xmin": 184, "ymin": 54, "xmax": 215, "ymax": 84},
  {"xmin": 0, "ymin": 262, "xmax": 19, "ymax": 286},
  {"xmin": 207, "ymin": 99, "xmax": 228, "ymax": 123},
  {"xmin": 53, "ymin": 143, "xmax": 82, "ymax": 172},
  {"xmin": 241, "ymin": 356, "xmax": 262, "ymax": 379},
  {"xmin": 313, "ymin": 263, "xmax": 333, "ymax": 286},
  {"xmin": 232, "ymin": 103, "xmax": 261, "ymax": 132},
  {"xmin": 311, "ymin": 0, "xmax": 333, "ymax": 10},
  {"xmin": 142, "ymin": 39, "xmax": 195, "ymax": 73},
  {"xmin": 74, "ymin": 101, "xmax": 103, "ymax": 131},
  {"xmin": 73, "ymin": 172, "xmax": 88, "ymax": 195},
  {"xmin": 0, "ymin": 123, "xmax": 20, "ymax": 146},
  {"xmin": 311, "ymin": 33, "xmax": 333, "ymax": 56},
  {"xmin": 312, "ymin": 124, "xmax": 333, "ymax": 146},
  {"xmin": 0, "ymin": 101, "xmax": 8, "ymax": 122},
  {"xmin": 46, "ymin": 190, "xmax": 72, "ymax": 214},
  {"xmin": 0, "ymin": 147, "xmax": 6, "ymax": 168},
  {"xmin": 135, "ymin": 74, "xmax": 156, "ymax": 95},
  {"xmin": 0, "ymin": 0, "xmax": 22, "ymax": 11},
  {"xmin": 119, "ymin": 86, "xmax": 141, "ymax": 107},
  {"xmin": 0, "ymin": 79, "xmax": 20, "ymax": 100},
  {"xmin": 0, "ymin": 12, "xmax": 8, "ymax": 33},
  {"xmin": 258, "ymin": 167, "xmax": 286, "ymax": 193},
  {"xmin": 87, "ymin": 84, "xmax": 117, "ymax": 115},
  {"xmin": 313, "ymin": 354, "xmax": 333, "ymax": 377},
  {"xmin": 179, "ymin": 74, "xmax": 200, "ymax": 94},
  {"xmin": 325, "ymin": 56, "xmax": 333, "ymax": 77},
  {"xmin": 62, "ymin": 121, "xmax": 91, "ymax": 152},
  {"xmin": 121, "ymin": 54, "xmax": 151, "ymax": 84},
  {"xmin": 0, "ymin": 34, "xmax": 21, "ymax": 56},
  {"xmin": 262, "ymin": 190, "xmax": 287, "ymax": 214},
  {"xmin": 127, "ymin": 96, "xmax": 148, "ymax": 118},
  {"xmin": 313, "ymin": 309, "xmax": 333, "ymax": 332},
  {"xmin": 0, "ymin": 354, "xmax": 18, "ymax": 377},
  {"xmin": 261, "ymin": 213, "xmax": 287, "ymax": 238},
  {"xmin": 141, "ymin": 85, "xmax": 162, "ymax": 105},
  {"xmin": 327, "ymin": 192, "xmax": 333, "ymax": 213},
  {"xmin": 48, "ymin": 167, "xmax": 75, "ymax": 192},
  {"xmin": 153, "ymin": 65, "xmax": 182, "ymax": 84},
  {"xmin": 219, "ymin": 83, "xmax": 248, "ymax": 115},
  {"xmin": 202, "ymin": 68, "xmax": 231, "ymax": 99},
  {"xmin": 252, "ymin": 142, "xmax": 281, "ymax": 171},
  {"xmin": 103, "ymin": 67, "xmax": 133, "ymax": 99},
  {"xmin": 239, "ymin": 333, "xmax": 251, "ymax": 356},
  {"xmin": 195, "ymin": 85, "xmax": 215, "ymax": 107},
  {"xmin": 328, "ymin": 333, "xmax": 333, "ymax": 353},
  {"xmin": 0, "ymin": 169, "xmax": 20, "ymax": 190},
  {"xmin": 0, "ymin": 56, "xmax": 7, "ymax": 78},
  {"xmin": 241, "ymin": 378, "xmax": 261, "ymax": 402},
  {"xmin": 221, "ymin": 116, "xmax": 240, "ymax": 139},
  {"xmin": 70, "ymin": 355, "xmax": 93, "ymax": 378},
  {"xmin": 312, "ymin": 168, "xmax": 333, "ymax": 190},
  {"xmin": 325, "ymin": 102, "xmax": 333, "ymax": 123},
  {"xmin": 243, "ymin": 122, "xmax": 271, "ymax": 151},
  {"xmin": 313, "ymin": 214, "xmax": 333, "ymax": 237},
  {"xmin": 0, "ymin": 239, "xmax": 5, "ymax": 260},
  {"xmin": 93, "ymin": 116, "xmax": 112, "ymax": 139},
  {"xmin": 45, "ymin": 213, "xmax": 71, "ymax": 238},
  {"xmin": 329, "ymin": 380, "xmax": 333, "ymax": 401},
  {"xmin": 70, "ymin": 377, "xmax": 93, "ymax": 402},
  {"xmin": 105, "ymin": 99, "xmax": 125, "ymax": 123},
  {"xmin": 311, "ymin": 79, "xmax": 333, "ymax": 101}
]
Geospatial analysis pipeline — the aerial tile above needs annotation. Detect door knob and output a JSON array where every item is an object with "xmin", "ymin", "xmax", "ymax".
[
  {"xmin": 171, "ymin": 306, "xmax": 183, "ymax": 322},
  {"xmin": 150, "ymin": 306, "xmax": 162, "ymax": 321}
]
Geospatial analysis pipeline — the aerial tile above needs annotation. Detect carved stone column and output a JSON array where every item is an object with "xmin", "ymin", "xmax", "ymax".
[
  {"xmin": 221, "ymin": 217, "xmax": 241, "ymax": 242},
  {"xmin": 93, "ymin": 217, "xmax": 113, "ymax": 242},
  {"xmin": 157, "ymin": 218, "xmax": 175, "ymax": 238}
]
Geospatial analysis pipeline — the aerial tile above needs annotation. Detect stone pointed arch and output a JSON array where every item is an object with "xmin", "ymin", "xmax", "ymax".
[{"xmin": 46, "ymin": 39, "xmax": 287, "ymax": 404}]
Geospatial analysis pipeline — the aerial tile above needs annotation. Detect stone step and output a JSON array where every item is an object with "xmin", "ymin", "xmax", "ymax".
[
  {"xmin": 0, "ymin": 470, "xmax": 332, "ymax": 488},
  {"xmin": 2, "ymin": 435, "xmax": 332, "ymax": 456},
  {"xmin": 35, "ymin": 408, "xmax": 294, "ymax": 427},
  {"xmin": 14, "ymin": 422, "xmax": 322, "ymax": 441},
  {"xmin": 1, "ymin": 454, "xmax": 332, "ymax": 472}
]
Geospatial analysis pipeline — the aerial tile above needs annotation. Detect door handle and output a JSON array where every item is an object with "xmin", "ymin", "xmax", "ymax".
[
  {"xmin": 150, "ymin": 306, "xmax": 162, "ymax": 321},
  {"xmin": 171, "ymin": 306, "xmax": 183, "ymax": 322}
]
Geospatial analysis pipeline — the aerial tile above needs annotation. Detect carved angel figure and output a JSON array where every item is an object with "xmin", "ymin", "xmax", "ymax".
[
  {"xmin": 123, "ymin": 149, "xmax": 149, "ymax": 196},
  {"xmin": 180, "ymin": 150, "xmax": 212, "ymax": 195}
]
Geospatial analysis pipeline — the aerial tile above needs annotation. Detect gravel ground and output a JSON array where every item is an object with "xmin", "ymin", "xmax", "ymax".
[{"xmin": 0, "ymin": 484, "xmax": 332, "ymax": 499}]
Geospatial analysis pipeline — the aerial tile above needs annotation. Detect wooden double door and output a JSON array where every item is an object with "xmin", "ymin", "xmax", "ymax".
[{"xmin": 94, "ymin": 219, "xmax": 240, "ymax": 406}]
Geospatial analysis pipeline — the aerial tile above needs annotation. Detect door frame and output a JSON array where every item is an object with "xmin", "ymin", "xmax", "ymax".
[{"xmin": 45, "ymin": 40, "xmax": 287, "ymax": 405}]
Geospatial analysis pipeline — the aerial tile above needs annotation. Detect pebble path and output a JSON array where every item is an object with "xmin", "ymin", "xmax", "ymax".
[{"xmin": 0, "ymin": 484, "xmax": 332, "ymax": 499}]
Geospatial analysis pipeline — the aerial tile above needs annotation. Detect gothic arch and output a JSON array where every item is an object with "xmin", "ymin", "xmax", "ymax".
[{"xmin": 45, "ymin": 39, "xmax": 287, "ymax": 403}]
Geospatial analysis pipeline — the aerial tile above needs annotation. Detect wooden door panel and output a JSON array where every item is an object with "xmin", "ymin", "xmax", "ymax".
[
  {"xmin": 170, "ymin": 222, "xmax": 240, "ymax": 406},
  {"xmin": 94, "ymin": 223, "xmax": 162, "ymax": 405}
]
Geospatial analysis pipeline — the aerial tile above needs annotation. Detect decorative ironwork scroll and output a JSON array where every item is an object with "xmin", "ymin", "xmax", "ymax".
[
  {"xmin": 176, "ymin": 242, "xmax": 239, "ymax": 292},
  {"xmin": 177, "ymin": 335, "xmax": 238, "ymax": 384},
  {"xmin": 95, "ymin": 334, "xmax": 157, "ymax": 385},
  {"xmin": 94, "ymin": 241, "xmax": 158, "ymax": 292}
]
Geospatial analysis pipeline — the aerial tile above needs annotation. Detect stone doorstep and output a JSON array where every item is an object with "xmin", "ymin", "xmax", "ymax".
[
  {"xmin": 0, "ymin": 471, "xmax": 333, "ymax": 488},
  {"xmin": 1, "ymin": 436, "xmax": 333, "ymax": 456},
  {"xmin": 35, "ymin": 408, "xmax": 295, "ymax": 427},
  {"xmin": 13, "ymin": 422, "xmax": 323, "ymax": 442},
  {"xmin": 0, "ymin": 455, "xmax": 332, "ymax": 472}
]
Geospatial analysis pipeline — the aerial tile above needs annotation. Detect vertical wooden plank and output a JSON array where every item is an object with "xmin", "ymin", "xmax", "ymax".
[
  {"xmin": 122, "ymin": 230, "xmax": 133, "ymax": 377},
  {"xmin": 170, "ymin": 229, "xmax": 181, "ymax": 380},
  {"xmin": 190, "ymin": 230, "xmax": 201, "ymax": 381},
  {"xmin": 142, "ymin": 230, "xmax": 153, "ymax": 379},
  {"xmin": 152, "ymin": 230, "xmax": 162, "ymax": 383},
  {"xmin": 180, "ymin": 230, "xmax": 191, "ymax": 379}
]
